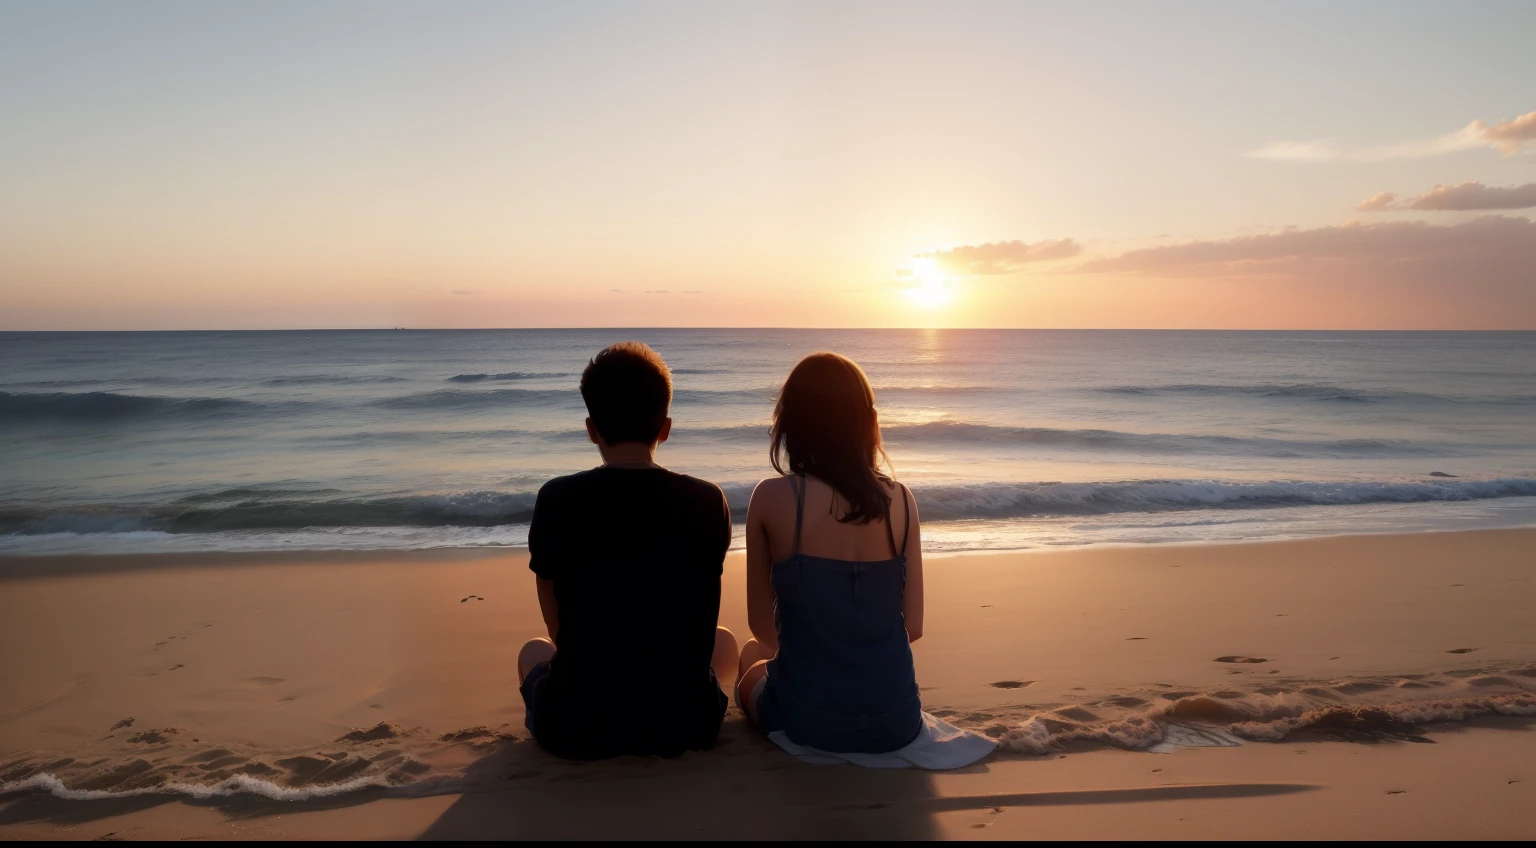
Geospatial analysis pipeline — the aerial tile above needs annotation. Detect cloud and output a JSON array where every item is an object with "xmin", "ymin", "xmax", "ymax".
[
  {"xmin": 1353, "ymin": 192, "xmax": 1397, "ymax": 212},
  {"xmin": 1248, "ymin": 109, "xmax": 1536, "ymax": 162},
  {"xmin": 1475, "ymin": 111, "xmax": 1536, "ymax": 155},
  {"xmin": 918, "ymin": 239, "xmax": 1081, "ymax": 276},
  {"xmin": 1074, "ymin": 215, "xmax": 1536, "ymax": 283},
  {"xmin": 1356, "ymin": 182, "xmax": 1536, "ymax": 212}
]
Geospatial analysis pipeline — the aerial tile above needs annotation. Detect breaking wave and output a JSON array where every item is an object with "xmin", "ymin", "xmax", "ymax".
[
  {"xmin": 0, "ymin": 491, "xmax": 539, "ymax": 536},
  {"xmin": 6, "ymin": 477, "xmax": 1534, "ymax": 536},
  {"xmin": 908, "ymin": 477, "xmax": 1536, "ymax": 520}
]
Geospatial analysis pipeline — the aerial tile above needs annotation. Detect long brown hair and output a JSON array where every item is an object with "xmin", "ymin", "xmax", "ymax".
[{"xmin": 770, "ymin": 352, "xmax": 892, "ymax": 524}]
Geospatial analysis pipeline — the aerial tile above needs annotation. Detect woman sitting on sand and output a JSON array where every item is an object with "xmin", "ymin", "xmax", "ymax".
[{"xmin": 737, "ymin": 352, "xmax": 926, "ymax": 754}]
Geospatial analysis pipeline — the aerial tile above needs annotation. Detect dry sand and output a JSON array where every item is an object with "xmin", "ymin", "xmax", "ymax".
[{"xmin": 2, "ymin": 528, "xmax": 1534, "ymax": 839}]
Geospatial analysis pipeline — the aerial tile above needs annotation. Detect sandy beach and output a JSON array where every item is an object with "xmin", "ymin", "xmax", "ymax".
[{"xmin": 3, "ymin": 528, "xmax": 1534, "ymax": 839}]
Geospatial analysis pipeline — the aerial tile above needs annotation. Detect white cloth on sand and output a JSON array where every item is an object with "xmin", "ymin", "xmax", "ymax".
[{"xmin": 767, "ymin": 712, "xmax": 997, "ymax": 769}]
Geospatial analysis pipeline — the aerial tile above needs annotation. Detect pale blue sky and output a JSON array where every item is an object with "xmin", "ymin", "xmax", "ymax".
[{"xmin": 2, "ymin": 1, "xmax": 1533, "ymax": 328}]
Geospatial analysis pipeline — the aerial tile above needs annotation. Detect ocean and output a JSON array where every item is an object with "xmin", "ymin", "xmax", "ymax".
[{"xmin": 3, "ymin": 329, "xmax": 1535, "ymax": 556}]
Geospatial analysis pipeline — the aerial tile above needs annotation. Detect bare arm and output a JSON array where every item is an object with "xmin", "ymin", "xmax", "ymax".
[
  {"xmin": 536, "ymin": 576, "xmax": 559, "ymax": 640},
  {"xmin": 745, "ymin": 480, "xmax": 779, "ymax": 652},
  {"xmin": 901, "ymin": 486, "xmax": 924, "ymax": 642}
]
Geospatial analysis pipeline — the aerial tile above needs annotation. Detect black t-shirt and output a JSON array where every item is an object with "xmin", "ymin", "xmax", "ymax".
[{"xmin": 528, "ymin": 466, "xmax": 731, "ymax": 758}]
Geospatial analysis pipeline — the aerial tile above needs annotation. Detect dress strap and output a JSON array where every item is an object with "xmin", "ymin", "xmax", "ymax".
[
  {"xmin": 791, "ymin": 474, "xmax": 805, "ymax": 557},
  {"xmin": 883, "ymin": 485, "xmax": 900, "ymax": 559}
]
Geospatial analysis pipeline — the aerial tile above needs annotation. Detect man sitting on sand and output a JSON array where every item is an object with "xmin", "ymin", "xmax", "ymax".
[{"xmin": 518, "ymin": 342, "xmax": 739, "ymax": 759}]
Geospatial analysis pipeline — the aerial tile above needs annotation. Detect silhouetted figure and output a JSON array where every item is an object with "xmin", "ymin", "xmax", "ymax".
[
  {"xmin": 737, "ymin": 352, "xmax": 927, "ymax": 753},
  {"xmin": 518, "ymin": 342, "xmax": 738, "ymax": 759}
]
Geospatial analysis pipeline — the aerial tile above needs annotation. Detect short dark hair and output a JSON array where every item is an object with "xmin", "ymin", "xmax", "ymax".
[{"xmin": 580, "ymin": 342, "xmax": 672, "ymax": 445}]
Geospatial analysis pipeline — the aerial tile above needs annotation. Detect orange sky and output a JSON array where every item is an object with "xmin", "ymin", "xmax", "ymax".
[{"xmin": 1, "ymin": 3, "xmax": 1534, "ymax": 330}]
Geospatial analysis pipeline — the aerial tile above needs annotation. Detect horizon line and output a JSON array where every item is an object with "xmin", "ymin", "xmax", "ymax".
[{"xmin": 2, "ymin": 326, "xmax": 1534, "ymax": 334}]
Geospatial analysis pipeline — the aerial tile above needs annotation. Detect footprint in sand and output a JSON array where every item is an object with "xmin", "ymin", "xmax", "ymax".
[
  {"xmin": 1386, "ymin": 790, "xmax": 1408, "ymax": 795},
  {"xmin": 1214, "ymin": 656, "xmax": 1270, "ymax": 664},
  {"xmin": 109, "ymin": 718, "xmax": 135, "ymax": 731},
  {"xmin": 460, "ymin": 595, "xmax": 485, "ymax": 603},
  {"xmin": 989, "ymin": 680, "xmax": 1033, "ymax": 689},
  {"xmin": 1446, "ymin": 648, "xmax": 1478, "ymax": 654},
  {"xmin": 1126, "ymin": 637, "xmax": 1148, "ymax": 641}
]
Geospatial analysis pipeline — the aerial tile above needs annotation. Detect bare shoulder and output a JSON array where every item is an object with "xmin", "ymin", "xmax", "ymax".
[
  {"xmin": 882, "ymin": 477, "xmax": 920, "ymax": 524},
  {"xmin": 750, "ymin": 476, "xmax": 803, "ymax": 521},
  {"xmin": 881, "ymin": 476, "xmax": 916, "ymax": 502},
  {"xmin": 749, "ymin": 476, "xmax": 793, "ymax": 506}
]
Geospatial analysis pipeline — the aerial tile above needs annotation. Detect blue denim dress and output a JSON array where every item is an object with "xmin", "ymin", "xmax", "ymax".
[{"xmin": 756, "ymin": 475, "xmax": 923, "ymax": 753}]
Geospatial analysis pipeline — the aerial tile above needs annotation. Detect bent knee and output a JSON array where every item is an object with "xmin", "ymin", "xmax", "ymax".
[
  {"xmin": 735, "ymin": 659, "xmax": 769, "ymax": 718},
  {"xmin": 518, "ymin": 638, "xmax": 555, "ymax": 681},
  {"xmin": 519, "ymin": 636, "xmax": 555, "ymax": 655}
]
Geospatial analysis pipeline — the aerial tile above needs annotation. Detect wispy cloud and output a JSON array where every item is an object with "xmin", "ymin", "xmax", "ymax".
[
  {"xmin": 1248, "ymin": 109, "xmax": 1536, "ymax": 162},
  {"xmin": 918, "ymin": 239, "xmax": 1081, "ymax": 276},
  {"xmin": 1074, "ymin": 215, "xmax": 1536, "ymax": 285},
  {"xmin": 1355, "ymin": 182, "xmax": 1536, "ymax": 212},
  {"xmin": 1479, "ymin": 111, "xmax": 1536, "ymax": 155},
  {"xmin": 1354, "ymin": 192, "xmax": 1398, "ymax": 212}
]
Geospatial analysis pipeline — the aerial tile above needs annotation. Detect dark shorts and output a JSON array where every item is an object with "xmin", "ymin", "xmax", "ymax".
[
  {"xmin": 520, "ymin": 661, "xmax": 729, "ymax": 759},
  {"xmin": 520, "ymin": 660, "xmax": 555, "ymax": 739}
]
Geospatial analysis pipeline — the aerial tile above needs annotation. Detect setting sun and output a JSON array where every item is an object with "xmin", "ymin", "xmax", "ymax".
[{"xmin": 908, "ymin": 257, "xmax": 956, "ymax": 308}]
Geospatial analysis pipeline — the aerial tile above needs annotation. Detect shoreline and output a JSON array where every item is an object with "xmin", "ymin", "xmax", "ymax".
[
  {"xmin": 6, "ymin": 514, "xmax": 1536, "ymax": 564},
  {"xmin": 3, "ymin": 528, "xmax": 1534, "ymax": 838}
]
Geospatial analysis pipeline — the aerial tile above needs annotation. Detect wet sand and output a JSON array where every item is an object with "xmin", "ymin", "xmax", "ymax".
[{"xmin": 2, "ymin": 529, "xmax": 1534, "ymax": 839}]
